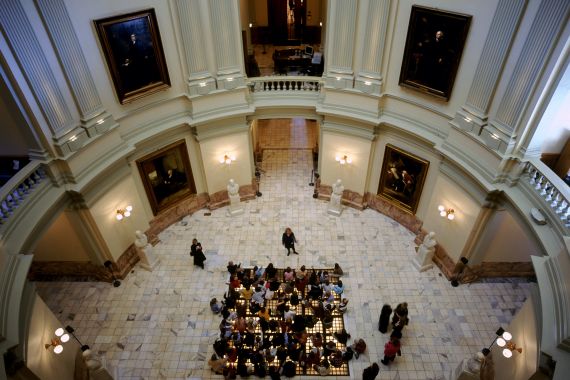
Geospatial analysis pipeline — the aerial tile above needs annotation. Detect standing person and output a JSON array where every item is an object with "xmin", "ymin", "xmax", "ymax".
[
  {"xmin": 282, "ymin": 227, "xmax": 298, "ymax": 256},
  {"xmin": 378, "ymin": 304, "xmax": 392, "ymax": 333},
  {"xmin": 381, "ymin": 336, "xmax": 401, "ymax": 365},
  {"xmin": 190, "ymin": 238, "xmax": 206, "ymax": 269},
  {"xmin": 362, "ymin": 362, "xmax": 380, "ymax": 380}
]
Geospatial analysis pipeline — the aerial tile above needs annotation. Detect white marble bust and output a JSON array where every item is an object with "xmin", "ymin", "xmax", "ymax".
[
  {"xmin": 227, "ymin": 179, "xmax": 239, "ymax": 197},
  {"xmin": 418, "ymin": 232, "xmax": 436, "ymax": 256},
  {"xmin": 332, "ymin": 179, "xmax": 344, "ymax": 196},
  {"xmin": 134, "ymin": 230, "xmax": 148, "ymax": 249}
]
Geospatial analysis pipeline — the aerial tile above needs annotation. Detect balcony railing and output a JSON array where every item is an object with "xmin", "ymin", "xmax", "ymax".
[
  {"xmin": 523, "ymin": 160, "xmax": 570, "ymax": 233},
  {"xmin": 248, "ymin": 76, "xmax": 322, "ymax": 93},
  {"xmin": 0, "ymin": 161, "xmax": 46, "ymax": 226}
]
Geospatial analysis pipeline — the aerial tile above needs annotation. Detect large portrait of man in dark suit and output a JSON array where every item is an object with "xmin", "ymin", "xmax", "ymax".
[{"xmin": 95, "ymin": 9, "xmax": 170, "ymax": 104}]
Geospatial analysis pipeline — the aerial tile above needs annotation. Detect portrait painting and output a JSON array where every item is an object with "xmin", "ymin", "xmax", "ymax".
[
  {"xmin": 94, "ymin": 9, "xmax": 170, "ymax": 104},
  {"xmin": 137, "ymin": 141, "xmax": 196, "ymax": 215},
  {"xmin": 377, "ymin": 144, "xmax": 429, "ymax": 214},
  {"xmin": 398, "ymin": 6, "xmax": 472, "ymax": 100}
]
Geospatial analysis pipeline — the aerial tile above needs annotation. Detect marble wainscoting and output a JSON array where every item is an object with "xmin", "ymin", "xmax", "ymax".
[
  {"xmin": 317, "ymin": 185, "xmax": 365, "ymax": 210},
  {"xmin": 364, "ymin": 193, "xmax": 424, "ymax": 233},
  {"xmin": 474, "ymin": 261, "xmax": 535, "ymax": 278},
  {"xmin": 28, "ymin": 261, "xmax": 111, "ymax": 282},
  {"xmin": 208, "ymin": 180, "xmax": 257, "ymax": 210}
]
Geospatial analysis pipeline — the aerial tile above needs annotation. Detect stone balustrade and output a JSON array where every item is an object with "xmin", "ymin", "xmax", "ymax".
[
  {"xmin": 0, "ymin": 162, "xmax": 46, "ymax": 226},
  {"xmin": 248, "ymin": 76, "xmax": 322, "ymax": 93},
  {"xmin": 523, "ymin": 160, "xmax": 570, "ymax": 233}
]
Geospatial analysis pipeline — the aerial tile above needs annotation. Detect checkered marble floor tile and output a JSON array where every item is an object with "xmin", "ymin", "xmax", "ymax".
[{"xmin": 36, "ymin": 149, "xmax": 530, "ymax": 379}]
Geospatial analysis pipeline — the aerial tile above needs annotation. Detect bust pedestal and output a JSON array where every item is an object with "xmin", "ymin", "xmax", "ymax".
[
  {"xmin": 228, "ymin": 194, "xmax": 244, "ymax": 216},
  {"xmin": 412, "ymin": 245, "xmax": 434, "ymax": 272},
  {"xmin": 327, "ymin": 193, "xmax": 343, "ymax": 216},
  {"xmin": 136, "ymin": 244, "xmax": 159, "ymax": 272}
]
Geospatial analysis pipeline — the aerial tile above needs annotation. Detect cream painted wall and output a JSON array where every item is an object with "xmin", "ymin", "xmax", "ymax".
[
  {"xmin": 320, "ymin": 132, "xmax": 371, "ymax": 194},
  {"xmin": 26, "ymin": 295, "xmax": 80, "ymax": 380},
  {"xmin": 90, "ymin": 175, "xmax": 150, "ymax": 260},
  {"xmin": 33, "ymin": 211, "xmax": 91, "ymax": 262},
  {"xmin": 492, "ymin": 297, "xmax": 538, "ymax": 380},
  {"xmin": 251, "ymin": 119, "xmax": 259, "ymax": 151},
  {"xmin": 479, "ymin": 211, "xmax": 540, "ymax": 262},
  {"xmin": 306, "ymin": 0, "xmax": 322, "ymax": 26},
  {"xmin": 422, "ymin": 174, "xmax": 480, "ymax": 262},
  {"xmin": 199, "ymin": 131, "xmax": 253, "ymax": 194}
]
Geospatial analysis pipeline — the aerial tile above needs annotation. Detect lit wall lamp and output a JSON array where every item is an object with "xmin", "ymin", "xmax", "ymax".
[
  {"xmin": 496, "ymin": 329, "xmax": 522, "ymax": 358},
  {"xmin": 220, "ymin": 153, "xmax": 236, "ymax": 165},
  {"xmin": 45, "ymin": 327, "xmax": 70, "ymax": 354},
  {"xmin": 438, "ymin": 205, "xmax": 455, "ymax": 220},
  {"xmin": 116, "ymin": 205, "xmax": 133, "ymax": 221},
  {"xmin": 335, "ymin": 154, "xmax": 352, "ymax": 165}
]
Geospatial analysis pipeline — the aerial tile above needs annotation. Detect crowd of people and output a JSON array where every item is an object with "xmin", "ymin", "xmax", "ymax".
[
  {"xmin": 193, "ymin": 235, "xmax": 410, "ymax": 378},
  {"xmin": 207, "ymin": 261, "xmax": 373, "ymax": 378}
]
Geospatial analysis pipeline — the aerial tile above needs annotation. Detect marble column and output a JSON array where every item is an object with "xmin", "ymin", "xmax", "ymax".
[
  {"xmin": 209, "ymin": 0, "xmax": 245, "ymax": 90},
  {"xmin": 354, "ymin": 0, "xmax": 391, "ymax": 95},
  {"xmin": 34, "ymin": 0, "xmax": 116, "ymax": 139},
  {"xmin": 324, "ymin": 0, "xmax": 357, "ymax": 89},
  {"xmin": 484, "ymin": 0, "xmax": 570, "ymax": 154},
  {"xmin": 451, "ymin": 0, "xmax": 527, "ymax": 136},
  {"xmin": 175, "ymin": 0, "xmax": 217, "ymax": 95},
  {"xmin": 1, "ymin": 0, "xmax": 79, "ymax": 155}
]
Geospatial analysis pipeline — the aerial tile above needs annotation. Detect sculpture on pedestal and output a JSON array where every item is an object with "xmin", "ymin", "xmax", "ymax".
[
  {"xmin": 328, "ymin": 179, "xmax": 344, "ymax": 216},
  {"xmin": 227, "ymin": 179, "xmax": 244, "ymax": 215},
  {"xmin": 82, "ymin": 349, "xmax": 114, "ymax": 380},
  {"xmin": 134, "ymin": 230, "xmax": 159, "ymax": 271},
  {"xmin": 413, "ymin": 231, "xmax": 436, "ymax": 272}
]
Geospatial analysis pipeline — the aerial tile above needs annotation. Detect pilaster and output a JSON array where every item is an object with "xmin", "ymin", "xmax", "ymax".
[
  {"xmin": 451, "ymin": 0, "xmax": 527, "ymax": 136},
  {"xmin": 1, "ymin": 0, "xmax": 79, "ymax": 154},
  {"xmin": 209, "ymin": 0, "xmax": 245, "ymax": 90},
  {"xmin": 174, "ymin": 0, "xmax": 216, "ymax": 96},
  {"xmin": 485, "ymin": 0, "xmax": 570, "ymax": 154},
  {"xmin": 354, "ymin": 0, "xmax": 391, "ymax": 95},
  {"xmin": 324, "ymin": 0, "xmax": 357, "ymax": 89},
  {"xmin": 34, "ymin": 0, "xmax": 117, "ymax": 140}
]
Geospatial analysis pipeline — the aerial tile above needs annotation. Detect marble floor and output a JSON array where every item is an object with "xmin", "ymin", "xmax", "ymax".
[{"xmin": 36, "ymin": 148, "xmax": 530, "ymax": 380}]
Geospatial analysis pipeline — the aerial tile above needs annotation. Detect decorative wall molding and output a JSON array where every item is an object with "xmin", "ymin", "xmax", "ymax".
[{"xmin": 27, "ymin": 261, "xmax": 110, "ymax": 282}]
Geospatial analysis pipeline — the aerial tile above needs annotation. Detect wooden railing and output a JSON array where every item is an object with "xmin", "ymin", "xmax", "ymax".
[
  {"xmin": 523, "ymin": 160, "xmax": 570, "ymax": 233},
  {"xmin": 0, "ymin": 161, "xmax": 47, "ymax": 226},
  {"xmin": 248, "ymin": 76, "xmax": 322, "ymax": 93}
]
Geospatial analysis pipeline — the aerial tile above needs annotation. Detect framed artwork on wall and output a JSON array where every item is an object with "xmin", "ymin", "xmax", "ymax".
[
  {"xmin": 377, "ymin": 144, "xmax": 429, "ymax": 214},
  {"xmin": 398, "ymin": 5, "xmax": 472, "ymax": 100},
  {"xmin": 94, "ymin": 9, "xmax": 170, "ymax": 104},
  {"xmin": 136, "ymin": 140, "xmax": 196, "ymax": 215}
]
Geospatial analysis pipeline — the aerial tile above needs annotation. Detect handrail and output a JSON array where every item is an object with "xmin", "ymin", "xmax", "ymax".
[
  {"xmin": 247, "ymin": 76, "xmax": 322, "ymax": 93},
  {"xmin": 0, "ymin": 161, "xmax": 46, "ymax": 226},
  {"xmin": 522, "ymin": 159, "xmax": 570, "ymax": 233}
]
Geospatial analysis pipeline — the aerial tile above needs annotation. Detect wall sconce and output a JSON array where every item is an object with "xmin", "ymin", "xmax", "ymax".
[
  {"xmin": 335, "ymin": 154, "xmax": 352, "ymax": 165},
  {"xmin": 116, "ymin": 205, "xmax": 133, "ymax": 221},
  {"xmin": 496, "ymin": 328, "xmax": 522, "ymax": 358},
  {"xmin": 438, "ymin": 205, "xmax": 455, "ymax": 220},
  {"xmin": 45, "ymin": 327, "xmax": 70, "ymax": 354},
  {"xmin": 220, "ymin": 153, "xmax": 236, "ymax": 165},
  {"xmin": 484, "ymin": 327, "xmax": 522, "ymax": 359}
]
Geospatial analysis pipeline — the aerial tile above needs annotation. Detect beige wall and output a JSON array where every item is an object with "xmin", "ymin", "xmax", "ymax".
[
  {"xmin": 306, "ymin": 0, "xmax": 323, "ymax": 26},
  {"xmin": 199, "ymin": 131, "xmax": 253, "ymax": 194},
  {"xmin": 422, "ymin": 174, "xmax": 480, "ymax": 262},
  {"xmin": 492, "ymin": 297, "xmax": 538, "ymax": 380},
  {"xmin": 320, "ymin": 131, "xmax": 372, "ymax": 194},
  {"xmin": 479, "ymin": 211, "xmax": 540, "ymax": 262},
  {"xmin": 253, "ymin": 0, "xmax": 268, "ymax": 26},
  {"xmin": 90, "ymin": 175, "xmax": 150, "ymax": 260},
  {"xmin": 33, "ymin": 211, "xmax": 91, "ymax": 262},
  {"xmin": 27, "ymin": 295, "xmax": 80, "ymax": 380}
]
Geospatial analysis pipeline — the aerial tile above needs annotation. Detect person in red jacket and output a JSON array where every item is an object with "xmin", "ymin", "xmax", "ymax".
[{"xmin": 381, "ymin": 336, "xmax": 401, "ymax": 365}]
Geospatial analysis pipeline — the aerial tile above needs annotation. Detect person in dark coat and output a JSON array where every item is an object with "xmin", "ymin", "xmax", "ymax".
[
  {"xmin": 190, "ymin": 238, "xmax": 206, "ymax": 268},
  {"xmin": 362, "ymin": 362, "xmax": 380, "ymax": 380},
  {"xmin": 378, "ymin": 304, "xmax": 392, "ymax": 333},
  {"xmin": 282, "ymin": 227, "xmax": 298, "ymax": 256}
]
